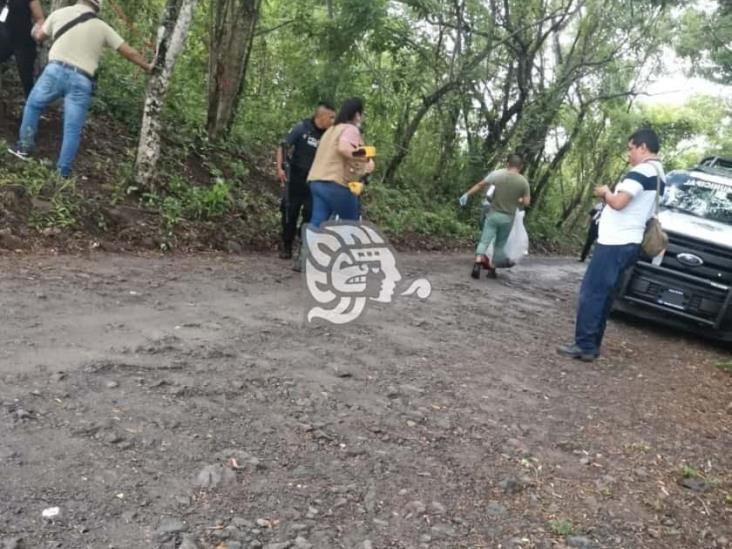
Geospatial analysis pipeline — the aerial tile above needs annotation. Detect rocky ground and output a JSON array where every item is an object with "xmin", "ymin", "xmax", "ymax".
[{"xmin": 0, "ymin": 252, "xmax": 731, "ymax": 549}]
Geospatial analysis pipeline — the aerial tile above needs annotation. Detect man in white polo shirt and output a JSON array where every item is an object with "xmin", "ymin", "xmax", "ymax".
[
  {"xmin": 558, "ymin": 128, "xmax": 666, "ymax": 361},
  {"xmin": 8, "ymin": 0, "xmax": 152, "ymax": 177}
]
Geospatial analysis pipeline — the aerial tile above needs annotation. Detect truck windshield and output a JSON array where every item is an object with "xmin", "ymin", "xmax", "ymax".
[{"xmin": 662, "ymin": 178, "xmax": 732, "ymax": 225}]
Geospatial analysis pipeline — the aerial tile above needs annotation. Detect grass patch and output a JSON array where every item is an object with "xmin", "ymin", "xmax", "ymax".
[
  {"xmin": 681, "ymin": 465, "xmax": 702, "ymax": 479},
  {"xmin": 548, "ymin": 519, "xmax": 575, "ymax": 536},
  {"xmin": 0, "ymin": 157, "xmax": 85, "ymax": 230}
]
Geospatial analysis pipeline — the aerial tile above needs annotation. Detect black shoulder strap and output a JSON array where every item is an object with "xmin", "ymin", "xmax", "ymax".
[{"xmin": 54, "ymin": 12, "xmax": 98, "ymax": 43}]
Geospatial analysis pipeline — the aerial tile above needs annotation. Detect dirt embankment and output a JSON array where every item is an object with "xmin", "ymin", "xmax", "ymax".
[
  {"xmin": 1, "ymin": 252, "xmax": 730, "ymax": 549},
  {"xmin": 1, "ymin": 84, "xmax": 289, "ymax": 256}
]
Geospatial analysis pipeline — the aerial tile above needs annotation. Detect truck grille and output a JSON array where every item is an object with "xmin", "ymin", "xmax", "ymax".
[
  {"xmin": 622, "ymin": 263, "xmax": 731, "ymax": 328},
  {"xmin": 656, "ymin": 232, "xmax": 732, "ymax": 285}
]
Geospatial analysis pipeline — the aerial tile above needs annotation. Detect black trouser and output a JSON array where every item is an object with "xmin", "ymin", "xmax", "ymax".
[
  {"xmin": 281, "ymin": 180, "xmax": 312, "ymax": 250},
  {"xmin": 580, "ymin": 220, "xmax": 599, "ymax": 262},
  {"xmin": 0, "ymin": 35, "xmax": 37, "ymax": 98}
]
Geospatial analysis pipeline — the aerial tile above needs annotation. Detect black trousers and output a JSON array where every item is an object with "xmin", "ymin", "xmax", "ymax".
[
  {"xmin": 0, "ymin": 35, "xmax": 37, "ymax": 97},
  {"xmin": 281, "ymin": 182, "xmax": 312, "ymax": 249},
  {"xmin": 580, "ymin": 220, "xmax": 599, "ymax": 262}
]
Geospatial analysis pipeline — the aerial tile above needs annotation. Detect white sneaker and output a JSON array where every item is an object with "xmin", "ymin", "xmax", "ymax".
[{"xmin": 7, "ymin": 147, "xmax": 30, "ymax": 161}]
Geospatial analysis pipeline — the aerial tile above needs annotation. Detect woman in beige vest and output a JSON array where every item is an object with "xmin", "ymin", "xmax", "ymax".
[{"xmin": 307, "ymin": 97, "xmax": 374, "ymax": 227}]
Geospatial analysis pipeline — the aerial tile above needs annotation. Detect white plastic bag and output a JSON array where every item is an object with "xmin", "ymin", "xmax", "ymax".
[{"xmin": 503, "ymin": 210, "xmax": 529, "ymax": 263}]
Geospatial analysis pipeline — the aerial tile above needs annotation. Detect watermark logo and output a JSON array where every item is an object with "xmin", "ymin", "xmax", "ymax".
[{"xmin": 302, "ymin": 221, "xmax": 431, "ymax": 324}]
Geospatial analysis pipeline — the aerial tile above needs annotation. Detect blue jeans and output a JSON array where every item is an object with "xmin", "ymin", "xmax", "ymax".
[
  {"xmin": 575, "ymin": 243, "xmax": 640, "ymax": 354},
  {"xmin": 309, "ymin": 181, "xmax": 360, "ymax": 228},
  {"xmin": 18, "ymin": 62, "xmax": 94, "ymax": 177}
]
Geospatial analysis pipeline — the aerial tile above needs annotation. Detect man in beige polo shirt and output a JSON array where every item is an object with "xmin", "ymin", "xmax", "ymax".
[{"xmin": 8, "ymin": 0, "xmax": 152, "ymax": 177}]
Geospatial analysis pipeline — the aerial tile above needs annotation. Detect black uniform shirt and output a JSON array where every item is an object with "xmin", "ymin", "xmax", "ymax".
[
  {"xmin": 3, "ymin": 0, "xmax": 34, "ymax": 46},
  {"xmin": 282, "ymin": 117, "xmax": 326, "ymax": 181}
]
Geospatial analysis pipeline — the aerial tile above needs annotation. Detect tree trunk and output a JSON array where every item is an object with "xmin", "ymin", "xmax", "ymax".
[
  {"xmin": 381, "ymin": 80, "xmax": 460, "ymax": 184},
  {"xmin": 433, "ymin": 102, "xmax": 461, "ymax": 194},
  {"xmin": 206, "ymin": 0, "xmax": 261, "ymax": 141},
  {"xmin": 134, "ymin": 0, "xmax": 197, "ymax": 189}
]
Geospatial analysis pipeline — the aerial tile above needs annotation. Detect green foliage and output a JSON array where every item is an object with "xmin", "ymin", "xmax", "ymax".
[
  {"xmin": 0, "ymin": 152, "xmax": 55, "ymax": 196},
  {"xmin": 548, "ymin": 519, "xmax": 575, "ymax": 536},
  {"xmin": 92, "ymin": 0, "xmax": 163, "ymax": 129},
  {"xmin": 141, "ymin": 176, "xmax": 233, "ymax": 251},
  {"xmin": 676, "ymin": 3, "xmax": 732, "ymax": 84},
  {"xmin": 682, "ymin": 464, "xmax": 702, "ymax": 478},
  {"xmin": 17, "ymin": 0, "xmax": 730, "ymax": 249},
  {"xmin": 0, "ymin": 152, "xmax": 81, "ymax": 230},
  {"xmin": 92, "ymin": 55, "xmax": 148, "ymax": 130},
  {"xmin": 144, "ymin": 177, "xmax": 233, "ymax": 223},
  {"xmin": 363, "ymin": 185, "xmax": 473, "ymax": 238}
]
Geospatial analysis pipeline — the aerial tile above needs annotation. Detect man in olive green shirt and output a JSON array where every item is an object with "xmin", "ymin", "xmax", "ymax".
[
  {"xmin": 459, "ymin": 154, "xmax": 531, "ymax": 278},
  {"xmin": 9, "ymin": 0, "xmax": 152, "ymax": 177}
]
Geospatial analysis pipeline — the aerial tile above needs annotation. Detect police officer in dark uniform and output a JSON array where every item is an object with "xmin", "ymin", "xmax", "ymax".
[
  {"xmin": 275, "ymin": 101, "xmax": 336, "ymax": 259},
  {"xmin": 0, "ymin": 0, "xmax": 45, "ymax": 97}
]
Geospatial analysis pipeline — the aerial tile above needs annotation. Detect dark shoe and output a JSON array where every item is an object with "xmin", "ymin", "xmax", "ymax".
[
  {"xmin": 557, "ymin": 343, "xmax": 597, "ymax": 362},
  {"xmin": 470, "ymin": 255, "xmax": 496, "ymax": 278},
  {"xmin": 471, "ymin": 262, "xmax": 481, "ymax": 279},
  {"xmin": 7, "ymin": 147, "xmax": 30, "ymax": 161}
]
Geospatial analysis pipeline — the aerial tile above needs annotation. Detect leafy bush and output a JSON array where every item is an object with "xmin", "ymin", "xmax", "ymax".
[
  {"xmin": 145, "ymin": 177, "xmax": 233, "ymax": 223},
  {"xmin": 363, "ymin": 184, "xmax": 473, "ymax": 238}
]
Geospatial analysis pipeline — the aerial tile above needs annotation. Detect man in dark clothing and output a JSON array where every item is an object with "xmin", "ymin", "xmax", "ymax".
[
  {"xmin": 0, "ymin": 0, "xmax": 45, "ymax": 97},
  {"xmin": 579, "ymin": 202, "xmax": 603, "ymax": 262},
  {"xmin": 275, "ymin": 101, "xmax": 336, "ymax": 259}
]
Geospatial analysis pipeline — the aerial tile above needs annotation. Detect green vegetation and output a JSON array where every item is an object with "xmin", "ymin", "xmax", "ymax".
[
  {"xmin": 0, "ymin": 141, "xmax": 83, "ymax": 231},
  {"xmin": 1, "ymin": 0, "xmax": 730, "ymax": 250},
  {"xmin": 548, "ymin": 519, "xmax": 575, "ymax": 536},
  {"xmin": 682, "ymin": 465, "xmax": 702, "ymax": 479}
]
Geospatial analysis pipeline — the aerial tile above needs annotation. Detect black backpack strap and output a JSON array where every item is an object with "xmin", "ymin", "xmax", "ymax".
[{"xmin": 53, "ymin": 12, "xmax": 98, "ymax": 42}]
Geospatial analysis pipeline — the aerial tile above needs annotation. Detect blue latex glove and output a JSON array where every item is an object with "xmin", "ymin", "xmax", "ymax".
[{"xmin": 458, "ymin": 193, "xmax": 469, "ymax": 207}]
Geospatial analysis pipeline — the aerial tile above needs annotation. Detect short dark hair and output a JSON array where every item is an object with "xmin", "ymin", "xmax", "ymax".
[
  {"xmin": 335, "ymin": 97, "xmax": 364, "ymax": 125},
  {"xmin": 507, "ymin": 154, "xmax": 524, "ymax": 169},
  {"xmin": 629, "ymin": 128, "xmax": 660, "ymax": 153},
  {"xmin": 316, "ymin": 101, "xmax": 336, "ymax": 112}
]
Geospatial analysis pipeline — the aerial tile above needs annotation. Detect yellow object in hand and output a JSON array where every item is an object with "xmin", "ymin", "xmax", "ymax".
[
  {"xmin": 353, "ymin": 146, "xmax": 377, "ymax": 158},
  {"xmin": 348, "ymin": 181, "xmax": 365, "ymax": 196}
]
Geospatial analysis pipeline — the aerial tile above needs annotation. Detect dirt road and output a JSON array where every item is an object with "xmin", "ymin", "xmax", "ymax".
[{"xmin": 1, "ymin": 253, "xmax": 730, "ymax": 549}]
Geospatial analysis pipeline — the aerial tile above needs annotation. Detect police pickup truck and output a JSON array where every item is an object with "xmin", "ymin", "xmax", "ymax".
[{"xmin": 614, "ymin": 156, "xmax": 732, "ymax": 341}]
